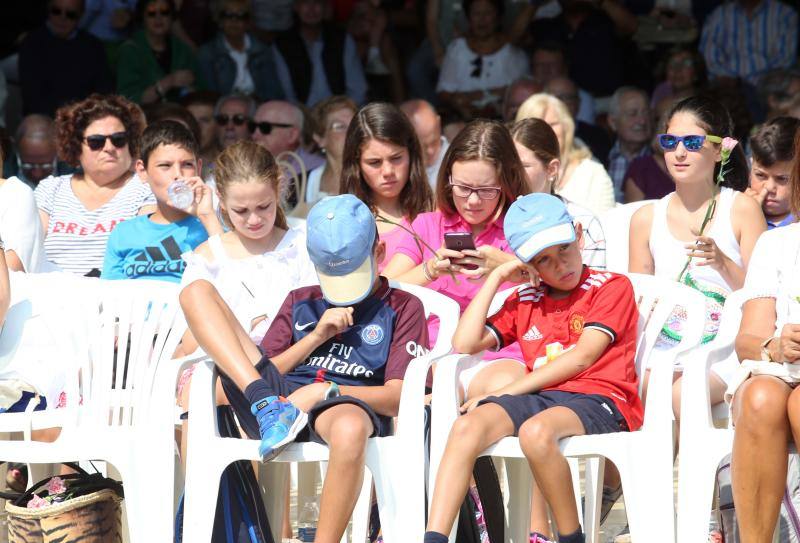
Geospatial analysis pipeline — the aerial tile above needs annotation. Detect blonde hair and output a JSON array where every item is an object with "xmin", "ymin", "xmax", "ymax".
[
  {"xmin": 515, "ymin": 93, "xmax": 591, "ymax": 165},
  {"xmin": 214, "ymin": 141, "xmax": 289, "ymax": 231}
]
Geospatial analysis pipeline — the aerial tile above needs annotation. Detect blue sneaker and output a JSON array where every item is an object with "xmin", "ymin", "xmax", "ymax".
[{"xmin": 251, "ymin": 395, "xmax": 308, "ymax": 461}]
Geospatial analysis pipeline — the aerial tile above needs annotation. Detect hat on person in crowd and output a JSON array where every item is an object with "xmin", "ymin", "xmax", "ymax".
[
  {"xmin": 504, "ymin": 193, "xmax": 576, "ymax": 262},
  {"xmin": 306, "ymin": 194, "xmax": 377, "ymax": 306}
]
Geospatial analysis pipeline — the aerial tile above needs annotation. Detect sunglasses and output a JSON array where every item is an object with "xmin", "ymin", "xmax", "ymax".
[
  {"xmin": 248, "ymin": 120, "xmax": 294, "ymax": 135},
  {"xmin": 221, "ymin": 10, "xmax": 249, "ymax": 21},
  {"xmin": 449, "ymin": 180, "xmax": 501, "ymax": 200},
  {"xmin": 50, "ymin": 6, "xmax": 80, "ymax": 20},
  {"xmin": 470, "ymin": 56, "xmax": 483, "ymax": 78},
  {"xmin": 215, "ymin": 114, "xmax": 249, "ymax": 127},
  {"xmin": 657, "ymin": 133, "xmax": 722, "ymax": 152},
  {"xmin": 84, "ymin": 132, "xmax": 129, "ymax": 151},
  {"xmin": 145, "ymin": 8, "xmax": 172, "ymax": 18}
]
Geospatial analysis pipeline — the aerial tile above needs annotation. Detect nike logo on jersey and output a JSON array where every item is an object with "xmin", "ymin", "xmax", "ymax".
[
  {"xmin": 295, "ymin": 321, "xmax": 316, "ymax": 331},
  {"xmin": 522, "ymin": 325, "xmax": 543, "ymax": 341}
]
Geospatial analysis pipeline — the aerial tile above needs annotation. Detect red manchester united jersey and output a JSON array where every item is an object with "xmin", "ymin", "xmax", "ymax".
[{"xmin": 486, "ymin": 267, "xmax": 643, "ymax": 430}]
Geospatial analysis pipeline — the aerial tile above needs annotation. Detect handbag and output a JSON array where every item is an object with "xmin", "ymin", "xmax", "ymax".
[{"xmin": 2, "ymin": 462, "xmax": 124, "ymax": 543}]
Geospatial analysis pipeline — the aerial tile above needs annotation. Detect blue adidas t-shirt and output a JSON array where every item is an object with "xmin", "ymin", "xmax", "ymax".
[
  {"xmin": 260, "ymin": 278, "xmax": 430, "ymax": 387},
  {"xmin": 101, "ymin": 215, "xmax": 208, "ymax": 283}
]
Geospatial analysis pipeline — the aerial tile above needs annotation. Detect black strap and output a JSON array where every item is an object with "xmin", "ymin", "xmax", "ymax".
[{"xmin": 0, "ymin": 462, "xmax": 123, "ymax": 505}]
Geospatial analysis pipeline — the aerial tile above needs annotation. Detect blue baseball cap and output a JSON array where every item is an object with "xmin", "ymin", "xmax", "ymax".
[
  {"xmin": 503, "ymin": 193, "xmax": 576, "ymax": 262},
  {"xmin": 306, "ymin": 195, "xmax": 377, "ymax": 306}
]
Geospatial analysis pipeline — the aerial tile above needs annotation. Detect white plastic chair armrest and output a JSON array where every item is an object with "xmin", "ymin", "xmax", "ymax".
[
  {"xmin": 678, "ymin": 339, "xmax": 735, "ymax": 432},
  {"xmin": 187, "ymin": 358, "xmax": 221, "ymax": 441},
  {"xmin": 394, "ymin": 353, "xmax": 439, "ymax": 444}
]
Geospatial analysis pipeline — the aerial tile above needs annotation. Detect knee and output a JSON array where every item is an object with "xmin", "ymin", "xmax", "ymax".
[
  {"xmin": 179, "ymin": 280, "xmax": 214, "ymax": 311},
  {"xmin": 736, "ymin": 379, "xmax": 789, "ymax": 430},
  {"xmin": 448, "ymin": 413, "xmax": 485, "ymax": 447},
  {"xmin": 327, "ymin": 415, "xmax": 371, "ymax": 460},
  {"xmin": 518, "ymin": 418, "xmax": 559, "ymax": 459}
]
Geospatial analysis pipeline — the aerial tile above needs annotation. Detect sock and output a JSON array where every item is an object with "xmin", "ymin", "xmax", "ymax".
[
  {"xmin": 557, "ymin": 528, "xmax": 585, "ymax": 543},
  {"xmin": 244, "ymin": 379, "xmax": 275, "ymax": 407},
  {"xmin": 423, "ymin": 531, "xmax": 449, "ymax": 543}
]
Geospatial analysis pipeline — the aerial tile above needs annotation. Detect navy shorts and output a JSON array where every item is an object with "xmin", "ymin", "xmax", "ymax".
[
  {"xmin": 220, "ymin": 355, "xmax": 392, "ymax": 445},
  {"xmin": 479, "ymin": 390, "xmax": 628, "ymax": 436}
]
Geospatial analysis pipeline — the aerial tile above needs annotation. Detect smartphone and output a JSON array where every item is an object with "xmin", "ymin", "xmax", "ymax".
[{"xmin": 444, "ymin": 232, "xmax": 476, "ymax": 251}]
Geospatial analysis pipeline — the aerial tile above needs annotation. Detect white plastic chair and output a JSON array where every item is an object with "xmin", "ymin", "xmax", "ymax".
[
  {"xmin": 0, "ymin": 279, "xmax": 189, "ymax": 543},
  {"xmin": 598, "ymin": 200, "xmax": 656, "ymax": 273},
  {"xmin": 429, "ymin": 273, "xmax": 706, "ymax": 543},
  {"xmin": 183, "ymin": 281, "xmax": 460, "ymax": 543},
  {"xmin": 676, "ymin": 289, "xmax": 748, "ymax": 541}
]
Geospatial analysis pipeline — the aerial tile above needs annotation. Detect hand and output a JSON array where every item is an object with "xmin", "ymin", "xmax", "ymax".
[
  {"xmin": 744, "ymin": 186, "xmax": 768, "ymax": 206},
  {"xmin": 460, "ymin": 393, "xmax": 489, "ymax": 413},
  {"xmin": 170, "ymin": 69, "xmax": 195, "ymax": 89},
  {"xmin": 684, "ymin": 235, "xmax": 729, "ymax": 272},
  {"xmin": 492, "ymin": 258, "xmax": 538, "ymax": 286},
  {"xmin": 313, "ymin": 307, "xmax": 354, "ymax": 342},
  {"xmin": 426, "ymin": 246, "xmax": 466, "ymax": 280},
  {"xmin": 773, "ymin": 324, "xmax": 800, "ymax": 363},
  {"xmin": 454, "ymin": 248, "xmax": 490, "ymax": 280},
  {"xmin": 181, "ymin": 176, "xmax": 215, "ymax": 217},
  {"xmin": 287, "ymin": 382, "xmax": 328, "ymax": 411}
]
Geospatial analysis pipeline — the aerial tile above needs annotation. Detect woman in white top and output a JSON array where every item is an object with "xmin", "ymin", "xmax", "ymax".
[
  {"xmin": 515, "ymin": 93, "xmax": 615, "ymax": 215},
  {"xmin": 629, "ymin": 95, "xmax": 765, "ymax": 413},
  {"xmin": 34, "ymin": 94, "xmax": 156, "ymax": 276},
  {"xmin": 305, "ymin": 96, "xmax": 358, "ymax": 206},
  {"xmin": 436, "ymin": 0, "xmax": 528, "ymax": 120}
]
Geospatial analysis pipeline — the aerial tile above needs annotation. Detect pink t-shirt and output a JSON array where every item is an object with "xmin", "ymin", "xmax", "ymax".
[
  {"xmin": 379, "ymin": 225, "xmax": 407, "ymax": 273},
  {"xmin": 393, "ymin": 210, "xmax": 523, "ymax": 362}
]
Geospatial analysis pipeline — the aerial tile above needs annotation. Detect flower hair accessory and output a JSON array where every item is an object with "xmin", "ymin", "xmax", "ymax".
[{"xmin": 676, "ymin": 136, "xmax": 739, "ymax": 283}]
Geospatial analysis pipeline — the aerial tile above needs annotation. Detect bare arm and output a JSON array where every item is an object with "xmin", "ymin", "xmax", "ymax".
[
  {"xmin": 628, "ymin": 204, "xmax": 655, "ymax": 274},
  {"xmin": 38, "ymin": 210, "xmax": 49, "ymax": 237},
  {"xmin": 4, "ymin": 251, "xmax": 25, "ymax": 273},
  {"xmin": 729, "ymin": 193, "xmax": 768, "ymax": 289},
  {"xmin": 735, "ymin": 298, "xmax": 778, "ymax": 362}
]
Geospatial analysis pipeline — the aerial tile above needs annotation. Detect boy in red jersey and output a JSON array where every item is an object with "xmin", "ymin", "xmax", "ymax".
[{"xmin": 423, "ymin": 193, "xmax": 643, "ymax": 543}]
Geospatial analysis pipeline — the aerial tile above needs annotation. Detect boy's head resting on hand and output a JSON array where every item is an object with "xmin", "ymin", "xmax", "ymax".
[
  {"xmin": 136, "ymin": 120, "xmax": 201, "ymax": 204},
  {"xmin": 504, "ymin": 193, "xmax": 584, "ymax": 293},
  {"xmin": 307, "ymin": 194, "xmax": 385, "ymax": 306}
]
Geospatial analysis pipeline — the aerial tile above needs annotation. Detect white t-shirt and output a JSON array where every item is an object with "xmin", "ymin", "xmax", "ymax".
[
  {"xmin": 436, "ymin": 38, "xmax": 529, "ymax": 93},
  {"xmin": 34, "ymin": 174, "xmax": 156, "ymax": 275},
  {"xmin": 181, "ymin": 227, "xmax": 318, "ymax": 342},
  {"xmin": 557, "ymin": 158, "xmax": 616, "ymax": 216},
  {"xmin": 0, "ymin": 177, "xmax": 46, "ymax": 272},
  {"xmin": 305, "ymin": 167, "xmax": 332, "ymax": 207}
]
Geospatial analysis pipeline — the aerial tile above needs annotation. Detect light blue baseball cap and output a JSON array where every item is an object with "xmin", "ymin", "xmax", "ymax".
[
  {"xmin": 503, "ymin": 193, "xmax": 575, "ymax": 262},
  {"xmin": 306, "ymin": 194, "xmax": 377, "ymax": 306}
]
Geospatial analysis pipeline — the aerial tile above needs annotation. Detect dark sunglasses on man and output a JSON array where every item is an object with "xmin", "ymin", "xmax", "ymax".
[
  {"xmin": 84, "ymin": 132, "xmax": 129, "ymax": 151},
  {"xmin": 215, "ymin": 114, "xmax": 249, "ymax": 127},
  {"xmin": 248, "ymin": 121, "xmax": 294, "ymax": 135},
  {"xmin": 50, "ymin": 6, "xmax": 80, "ymax": 20}
]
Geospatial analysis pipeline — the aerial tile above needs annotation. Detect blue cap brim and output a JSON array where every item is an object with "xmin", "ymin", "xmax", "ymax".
[
  {"xmin": 316, "ymin": 255, "xmax": 375, "ymax": 306},
  {"xmin": 514, "ymin": 222, "xmax": 576, "ymax": 262}
]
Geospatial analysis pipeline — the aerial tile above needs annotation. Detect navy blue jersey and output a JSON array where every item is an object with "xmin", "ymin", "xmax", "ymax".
[{"xmin": 260, "ymin": 277, "xmax": 429, "ymax": 387}]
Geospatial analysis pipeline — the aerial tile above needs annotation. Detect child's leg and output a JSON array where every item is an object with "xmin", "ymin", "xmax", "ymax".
[
  {"xmin": 518, "ymin": 406, "xmax": 586, "ymax": 539},
  {"xmin": 311, "ymin": 403, "xmax": 374, "ymax": 543},
  {"xmin": 427, "ymin": 403, "xmax": 516, "ymax": 537},
  {"xmin": 530, "ymin": 480, "xmax": 552, "ymax": 538},
  {"xmin": 465, "ymin": 359, "xmax": 526, "ymax": 399}
]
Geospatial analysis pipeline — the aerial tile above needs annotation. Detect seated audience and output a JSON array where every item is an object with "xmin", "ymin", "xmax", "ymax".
[
  {"xmin": 215, "ymin": 93, "xmax": 255, "ymax": 151},
  {"xmin": 423, "ymin": 193, "xmax": 642, "ymax": 543},
  {"xmin": 503, "ymin": 77, "xmax": 541, "ymax": 123},
  {"xmin": 623, "ymin": 110, "xmax": 675, "ymax": 202},
  {"xmin": 339, "ymin": 102, "xmax": 434, "ymax": 272},
  {"xmin": 545, "ymin": 76, "xmax": 612, "ymax": 164},
  {"xmin": 272, "ymin": 0, "xmax": 368, "ymax": 106},
  {"xmin": 144, "ymin": 102, "xmax": 201, "ymax": 143},
  {"xmin": 250, "ymin": 100, "xmax": 322, "ymax": 173},
  {"xmin": 80, "ymin": 0, "xmax": 136, "ymax": 44},
  {"xmin": 383, "ymin": 120, "xmax": 529, "ymax": 399},
  {"xmin": 250, "ymin": 0, "xmax": 294, "ymax": 42},
  {"xmin": 182, "ymin": 91, "xmax": 221, "ymax": 176},
  {"xmin": 19, "ymin": 0, "xmax": 113, "ymax": 116},
  {"xmin": 436, "ymin": 0, "xmax": 528, "ymax": 120},
  {"xmin": 117, "ymin": 0, "xmax": 202, "ymax": 104},
  {"xmin": 102, "ymin": 121, "xmax": 221, "ymax": 282},
  {"xmin": 34, "ymin": 94, "xmax": 156, "ymax": 276},
  {"xmin": 179, "ymin": 194, "xmax": 428, "ymax": 543},
  {"xmin": 306, "ymin": 96, "xmax": 357, "ymax": 205},
  {"xmin": 197, "ymin": 0, "xmax": 284, "ymax": 102},
  {"xmin": 530, "ymin": 42, "xmax": 595, "ymax": 124},
  {"xmin": 516, "ymin": 94, "xmax": 615, "ymax": 214},
  {"xmin": 745, "ymin": 117, "xmax": 800, "ymax": 229},
  {"xmin": 651, "ymin": 47, "xmax": 707, "ymax": 111},
  {"xmin": 758, "ymin": 68, "xmax": 800, "ymax": 122},
  {"xmin": 13, "ymin": 115, "xmax": 70, "ymax": 188},
  {"xmin": 606, "ymin": 87, "xmax": 653, "ymax": 202},
  {"xmin": 400, "ymin": 99, "xmax": 449, "ymax": 188}
]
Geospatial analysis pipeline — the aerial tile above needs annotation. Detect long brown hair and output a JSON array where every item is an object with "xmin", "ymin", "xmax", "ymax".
[
  {"xmin": 435, "ymin": 120, "xmax": 529, "ymax": 217},
  {"xmin": 339, "ymin": 102, "xmax": 433, "ymax": 221},
  {"xmin": 214, "ymin": 141, "xmax": 288, "ymax": 230}
]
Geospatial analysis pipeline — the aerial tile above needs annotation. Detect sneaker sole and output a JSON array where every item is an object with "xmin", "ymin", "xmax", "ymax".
[{"xmin": 261, "ymin": 410, "xmax": 309, "ymax": 462}]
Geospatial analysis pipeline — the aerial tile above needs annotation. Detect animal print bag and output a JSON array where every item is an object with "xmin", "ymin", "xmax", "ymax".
[{"xmin": 2, "ymin": 463, "xmax": 124, "ymax": 543}]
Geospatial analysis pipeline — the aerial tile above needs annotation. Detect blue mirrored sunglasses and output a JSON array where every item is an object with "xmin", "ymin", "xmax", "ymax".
[{"xmin": 658, "ymin": 133, "xmax": 722, "ymax": 152}]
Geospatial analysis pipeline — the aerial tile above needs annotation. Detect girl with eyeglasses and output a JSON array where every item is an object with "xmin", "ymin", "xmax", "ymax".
[
  {"xmin": 383, "ymin": 119, "xmax": 530, "ymax": 399},
  {"xmin": 306, "ymin": 96, "xmax": 358, "ymax": 206},
  {"xmin": 33, "ymin": 94, "xmax": 156, "ymax": 276},
  {"xmin": 339, "ymin": 102, "xmax": 434, "ymax": 272},
  {"xmin": 117, "ymin": 0, "xmax": 203, "ymax": 105},
  {"xmin": 629, "ymin": 94, "xmax": 764, "ymax": 420}
]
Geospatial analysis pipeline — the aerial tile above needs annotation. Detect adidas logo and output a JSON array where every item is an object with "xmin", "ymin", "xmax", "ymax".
[
  {"xmin": 125, "ymin": 236, "xmax": 186, "ymax": 277},
  {"xmin": 522, "ymin": 325, "xmax": 543, "ymax": 341}
]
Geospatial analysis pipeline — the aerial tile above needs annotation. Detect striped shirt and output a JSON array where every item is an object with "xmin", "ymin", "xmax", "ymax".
[
  {"xmin": 34, "ymin": 174, "xmax": 155, "ymax": 275},
  {"xmin": 699, "ymin": 0, "xmax": 798, "ymax": 84}
]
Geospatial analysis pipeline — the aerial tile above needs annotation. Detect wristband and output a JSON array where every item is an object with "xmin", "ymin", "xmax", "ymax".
[{"xmin": 324, "ymin": 381, "xmax": 340, "ymax": 400}]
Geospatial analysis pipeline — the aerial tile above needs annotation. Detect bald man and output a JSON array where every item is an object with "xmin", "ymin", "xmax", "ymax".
[
  {"xmin": 399, "ymin": 100, "xmax": 449, "ymax": 188},
  {"xmin": 545, "ymin": 77, "xmax": 612, "ymax": 164},
  {"xmin": 503, "ymin": 77, "xmax": 542, "ymax": 122},
  {"xmin": 252, "ymin": 100, "xmax": 324, "ymax": 174},
  {"xmin": 14, "ymin": 114, "xmax": 67, "ymax": 187}
]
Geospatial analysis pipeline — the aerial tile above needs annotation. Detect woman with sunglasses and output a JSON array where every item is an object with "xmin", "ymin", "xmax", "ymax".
[
  {"xmin": 383, "ymin": 119, "xmax": 530, "ymax": 398},
  {"xmin": 306, "ymin": 96, "xmax": 358, "ymax": 206},
  {"xmin": 629, "ymin": 95, "xmax": 765, "ymax": 415},
  {"xmin": 117, "ymin": 0, "xmax": 203, "ymax": 104},
  {"xmin": 34, "ymin": 94, "xmax": 156, "ymax": 276}
]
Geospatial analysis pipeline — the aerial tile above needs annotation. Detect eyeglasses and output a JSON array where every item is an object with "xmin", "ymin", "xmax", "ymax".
[
  {"xmin": 50, "ymin": 6, "xmax": 80, "ymax": 20},
  {"xmin": 17, "ymin": 155, "xmax": 56, "ymax": 172},
  {"xmin": 328, "ymin": 121, "xmax": 348, "ymax": 133},
  {"xmin": 215, "ymin": 114, "xmax": 249, "ymax": 127},
  {"xmin": 248, "ymin": 120, "xmax": 294, "ymax": 135},
  {"xmin": 449, "ymin": 180, "xmax": 501, "ymax": 200},
  {"xmin": 145, "ymin": 8, "xmax": 172, "ymax": 18},
  {"xmin": 470, "ymin": 56, "xmax": 483, "ymax": 78},
  {"xmin": 668, "ymin": 58, "xmax": 694, "ymax": 70},
  {"xmin": 657, "ymin": 133, "xmax": 722, "ymax": 152},
  {"xmin": 83, "ymin": 132, "xmax": 129, "ymax": 151},
  {"xmin": 221, "ymin": 11, "xmax": 249, "ymax": 21}
]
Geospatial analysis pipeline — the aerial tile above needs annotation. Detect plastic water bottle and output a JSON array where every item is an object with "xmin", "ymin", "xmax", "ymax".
[
  {"xmin": 168, "ymin": 179, "xmax": 194, "ymax": 209},
  {"xmin": 297, "ymin": 497, "xmax": 319, "ymax": 542}
]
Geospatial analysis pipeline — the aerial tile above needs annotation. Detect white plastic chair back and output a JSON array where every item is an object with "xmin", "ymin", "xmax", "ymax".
[{"xmin": 599, "ymin": 200, "xmax": 655, "ymax": 273}]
